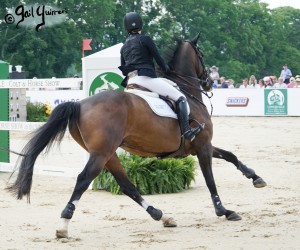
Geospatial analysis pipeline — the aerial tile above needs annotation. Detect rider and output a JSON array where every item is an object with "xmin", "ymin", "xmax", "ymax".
[{"xmin": 120, "ymin": 12, "xmax": 203, "ymax": 141}]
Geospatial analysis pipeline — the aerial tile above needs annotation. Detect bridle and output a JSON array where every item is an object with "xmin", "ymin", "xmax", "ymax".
[
  {"xmin": 170, "ymin": 41, "xmax": 212, "ymax": 92},
  {"xmin": 168, "ymin": 40, "xmax": 214, "ymax": 114},
  {"xmin": 180, "ymin": 41, "xmax": 211, "ymax": 87}
]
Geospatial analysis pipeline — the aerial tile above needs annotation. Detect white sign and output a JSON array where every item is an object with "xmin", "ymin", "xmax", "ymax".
[
  {"xmin": 0, "ymin": 78, "xmax": 82, "ymax": 89},
  {"xmin": 0, "ymin": 121, "xmax": 45, "ymax": 131},
  {"xmin": 26, "ymin": 90, "xmax": 85, "ymax": 108},
  {"xmin": 203, "ymin": 88, "xmax": 300, "ymax": 116}
]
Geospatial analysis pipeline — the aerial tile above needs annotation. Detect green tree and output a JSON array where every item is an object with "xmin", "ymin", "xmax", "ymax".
[
  {"xmin": 1, "ymin": 0, "xmax": 116, "ymax": 77},
  {"xmin": 1, "ymin": 0, "xmax": 299, "ymax": 80}
]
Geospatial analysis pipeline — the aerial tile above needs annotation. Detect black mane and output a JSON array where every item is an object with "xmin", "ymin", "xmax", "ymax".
[{"xmin": 156, "ymin": 36, "xmax": 183, "ymax": 77}]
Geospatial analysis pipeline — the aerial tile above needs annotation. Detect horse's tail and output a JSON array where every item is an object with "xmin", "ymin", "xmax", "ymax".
[{"xmin": 6, "ymin": 101, "xmax": 81, "ymax": 202}]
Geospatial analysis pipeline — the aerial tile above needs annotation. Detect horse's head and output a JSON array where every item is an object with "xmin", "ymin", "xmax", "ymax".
[{"xmin": 168, "ymin": 33, "xmax": 213, "ymax": 92}]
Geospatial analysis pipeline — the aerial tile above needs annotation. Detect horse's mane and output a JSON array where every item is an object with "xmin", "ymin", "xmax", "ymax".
[
  {"xmin": 162, "ymin": 36, "xmax": 183, "ymax": 66},
  {"xmin": 156, "ymin": 36, "xmax": 183, "ymax": 77}
]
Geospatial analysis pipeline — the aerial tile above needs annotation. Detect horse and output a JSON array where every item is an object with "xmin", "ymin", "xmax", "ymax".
[{"xmin": 6, "ymin": 34, "xmax": 266, "ymax": 238}]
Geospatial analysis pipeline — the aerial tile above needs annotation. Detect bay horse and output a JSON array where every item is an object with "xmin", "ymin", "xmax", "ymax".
[{"xmin": 7, "ymin": 34, "xmax": 266, "ymax": 238}]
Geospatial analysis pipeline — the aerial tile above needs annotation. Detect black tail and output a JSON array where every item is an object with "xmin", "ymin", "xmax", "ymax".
[{"xmin": 6, "ymin": 102, "xmax": 80, "ymax": 202}]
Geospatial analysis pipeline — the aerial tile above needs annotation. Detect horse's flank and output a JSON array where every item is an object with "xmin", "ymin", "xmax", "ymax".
[{"xmin": 73, "ymin": 91, "xmax": 184, "ymax": 157}]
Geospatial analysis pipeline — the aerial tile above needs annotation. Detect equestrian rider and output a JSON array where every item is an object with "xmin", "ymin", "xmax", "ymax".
[{"xmin": 120, "ymin": 12, "xmax": 203, "ymax": 141}]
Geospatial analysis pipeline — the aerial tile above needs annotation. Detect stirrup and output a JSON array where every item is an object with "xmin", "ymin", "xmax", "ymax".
[
  {"xmin": 183, "ymin": 123, "xmax": 204, "ymax": 141},
  {"xmin": 183, "ymin": 127, "xmax": 201, "ymax": 141}
]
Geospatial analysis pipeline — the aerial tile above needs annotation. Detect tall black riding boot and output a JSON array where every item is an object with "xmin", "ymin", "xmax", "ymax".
[{"xmin": 176, "ymin": 97, "xmax": 203, "ymax": 141}]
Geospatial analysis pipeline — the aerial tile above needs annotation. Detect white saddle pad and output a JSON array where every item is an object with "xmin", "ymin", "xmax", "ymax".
[
  {"xmin": 125, "ymin": 76, "xmax": 189, "ymax": 119},
  {"xmin": 126, "ymin": 90, "xmax": 178, "ymax": 119}
]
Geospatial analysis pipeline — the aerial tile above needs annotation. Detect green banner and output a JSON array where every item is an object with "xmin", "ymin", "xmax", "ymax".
[
  {"xmin": 264, "ymin": 89, "xmax": 288, "ymax": 116},
  {"xmin": 0, "ymin": 60, "xmax": 10, "ymax": 163},
  {"xmin": 89, "ymin": 72, "xmax": 124, "ymax": 96}
]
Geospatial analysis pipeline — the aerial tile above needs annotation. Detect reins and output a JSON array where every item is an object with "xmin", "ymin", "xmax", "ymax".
[
  {"xmin": 173, "ymin": 72, "xmax": 210, "ymax": 86},
  {"xmin": 170, "ymin": 71, "xmax": 214, "ymax": 115}
]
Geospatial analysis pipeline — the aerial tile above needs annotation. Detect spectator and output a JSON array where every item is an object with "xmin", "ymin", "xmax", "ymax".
[
  {"xmin": 257, "ymin": 79, "xmax": 265, "ymax": 88},
  {"xmin": 270, "ymin": 76, "xmax": 278, "ymax": 85},
  {"xmin": 264, "ymin": 76, "xmax": 273, "ymax": 88},
  {"xmin": 221, "ymin": 79, "xmax": 229, "ymax": 88},
  {"xmin": 227, "ymin": 79, "xmax": 235, "ymax": 88},
  {"xmin": 210, "ymin": 66, "xmax": 220, "ymax": 88},
  {"xmin": 249, "ymin": 75, "xmax": 257, "ymax": 88},
  {"xmin": 219, "ymin": 76, "xmax": 226, "ymax": 88},
  {"xmin": 287, "ymin": 77, "xmax": 296, "ymax": 88},
  {"xmin": 273, "ymin": 77, "xmax": 287, "ymax": 88},
  {"xmin": 239, "ymin": 78, "xmax": 250, "ymax": 88},
  {"xmin": 295, "ymin": 77, "xmax": 300, "ymax": 88},
  {"xmin": 280, "ymin": 64, "xmax": 292, "ymax": 84},
  {"xmin": 211, "ymin": 82, "xmax": 218, "ymax": 88}
]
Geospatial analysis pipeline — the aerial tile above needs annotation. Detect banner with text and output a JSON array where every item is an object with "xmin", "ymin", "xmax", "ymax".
[
  {"xmin": 0, "ymin": 78, "xmax": 82, "ymax": 89},
  {"xmin": 264, "ymin": 89, "xmax": 288, "ymax": 116}
]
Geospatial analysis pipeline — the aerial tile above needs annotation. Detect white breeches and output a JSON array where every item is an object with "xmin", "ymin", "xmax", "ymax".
[{"xmin": 128, "ymin": 75, "xmax": 185, "ymax": 102}]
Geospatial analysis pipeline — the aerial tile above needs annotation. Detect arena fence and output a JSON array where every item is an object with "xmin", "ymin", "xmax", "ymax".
[{"xmin": 0, "ymin": 77, "xmax": 85, "ymax": 177}]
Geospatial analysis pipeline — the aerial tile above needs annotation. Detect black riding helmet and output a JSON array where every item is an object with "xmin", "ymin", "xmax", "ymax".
[{"xmin": 124, "ymin": 12, "xmax": 143, "ymax": 33}]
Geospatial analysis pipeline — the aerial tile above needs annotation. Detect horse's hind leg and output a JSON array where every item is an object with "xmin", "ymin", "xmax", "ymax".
[
  {"xmin": 212, "ymin": 146, "xmax": 267, "ymax": 188},
  {"xmin": 56, "ymin": 154, "xmax": 106, "ymax": 238},
  {"xmin": 105, "ymin": 153, "xmax": 177, "ymax": 227}
]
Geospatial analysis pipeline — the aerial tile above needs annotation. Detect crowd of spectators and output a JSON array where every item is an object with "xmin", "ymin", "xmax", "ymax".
[{"xmin": 210, "ymin": 64, "xmax": 300, "ymax": 89}]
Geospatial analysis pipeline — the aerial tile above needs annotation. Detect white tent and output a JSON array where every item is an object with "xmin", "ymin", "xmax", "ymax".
[{"xmin": 82, "ymin": 43, "xmax": 123, "ymax": 96}]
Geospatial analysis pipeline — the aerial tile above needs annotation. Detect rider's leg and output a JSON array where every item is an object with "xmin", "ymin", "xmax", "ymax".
[
  {"xmin": 131, "ymin": 76, "xmax": 203, "ymax": 141},
  {"xmin": 129, "ymin": 76, "xmax": 182, "ymax": 100},
  {"xmin": 176, "ymin": 96, "xmax": 203, "ymax": 141}
]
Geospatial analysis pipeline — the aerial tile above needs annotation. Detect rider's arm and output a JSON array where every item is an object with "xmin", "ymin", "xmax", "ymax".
[
  {"xmin": 120, "ymin": 51, "xmax": 125, "ymax": 66},
  {"xmin": 141, "ymin": 35, "xmax": 168, "ymax": 72}
]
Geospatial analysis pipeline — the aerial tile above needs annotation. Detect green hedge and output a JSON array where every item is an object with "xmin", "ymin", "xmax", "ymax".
[{"xmin": 93, "ymin": 154, "xmax": 196, "ymax": 195}]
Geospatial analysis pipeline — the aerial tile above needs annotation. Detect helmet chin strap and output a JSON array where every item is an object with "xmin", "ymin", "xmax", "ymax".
[{"xmin": 130, "ymin": 29, "xmax": 141, "ymax": 34}]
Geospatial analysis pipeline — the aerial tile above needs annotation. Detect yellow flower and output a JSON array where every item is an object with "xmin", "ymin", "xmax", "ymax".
[{"xmin": 44, "ymin": 102, "xmax": 52, "ymax": 116}]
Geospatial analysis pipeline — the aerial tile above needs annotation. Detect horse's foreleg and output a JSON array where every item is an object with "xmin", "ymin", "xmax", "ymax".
[
  {"xmin": 212, "ymin": 146, "xmax": 266, "ymax": 188},
  {"xmin": 56, "ymin": 154, "xmax": 105, "ymax": 239},
  {"xmin": 105, "ymin": 153, "xmax": 177, "ymax": 227},
  {"xmin": 196, "ymin": 143, "xmax": 242, "ymax": 221}
]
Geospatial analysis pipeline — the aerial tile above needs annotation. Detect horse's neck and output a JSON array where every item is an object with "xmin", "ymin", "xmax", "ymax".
[
  {"xmin": 168, "ymin": 75, "xmax": 203, "ymax": 102},
  {"xmin": 186, "ymin": 90, "xmax": 203, "ymax": 105}
]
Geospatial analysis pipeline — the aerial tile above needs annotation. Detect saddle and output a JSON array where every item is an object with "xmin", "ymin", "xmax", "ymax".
[{"xmin": 125, "ymin": 70, "xmax": 177, "ymax": 112}]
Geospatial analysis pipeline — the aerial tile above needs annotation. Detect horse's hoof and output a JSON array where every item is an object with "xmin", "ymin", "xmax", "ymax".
[
  {"xmin": 226, "ymin": 212, "xmax": 242, "ymax": 221},
  {"xmin": 253, "ymin": 178, "xmax": 267, "ymax": 188},
  {"xmin": 163, "ymin": 217, "xmax": 177, "ymax": 227},
  {"xmin": 56, "ymin": 229, "xmax": 68, "ymax": 239}
]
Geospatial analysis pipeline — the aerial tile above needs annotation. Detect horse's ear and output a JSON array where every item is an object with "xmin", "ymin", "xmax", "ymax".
[
  {"xmin": 191, "ymin": 33, "xmax": 200, "ymax": 45},
  {"xmin": 173, "ymin": 35, "xmax": 183, "ymax": 43}
]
